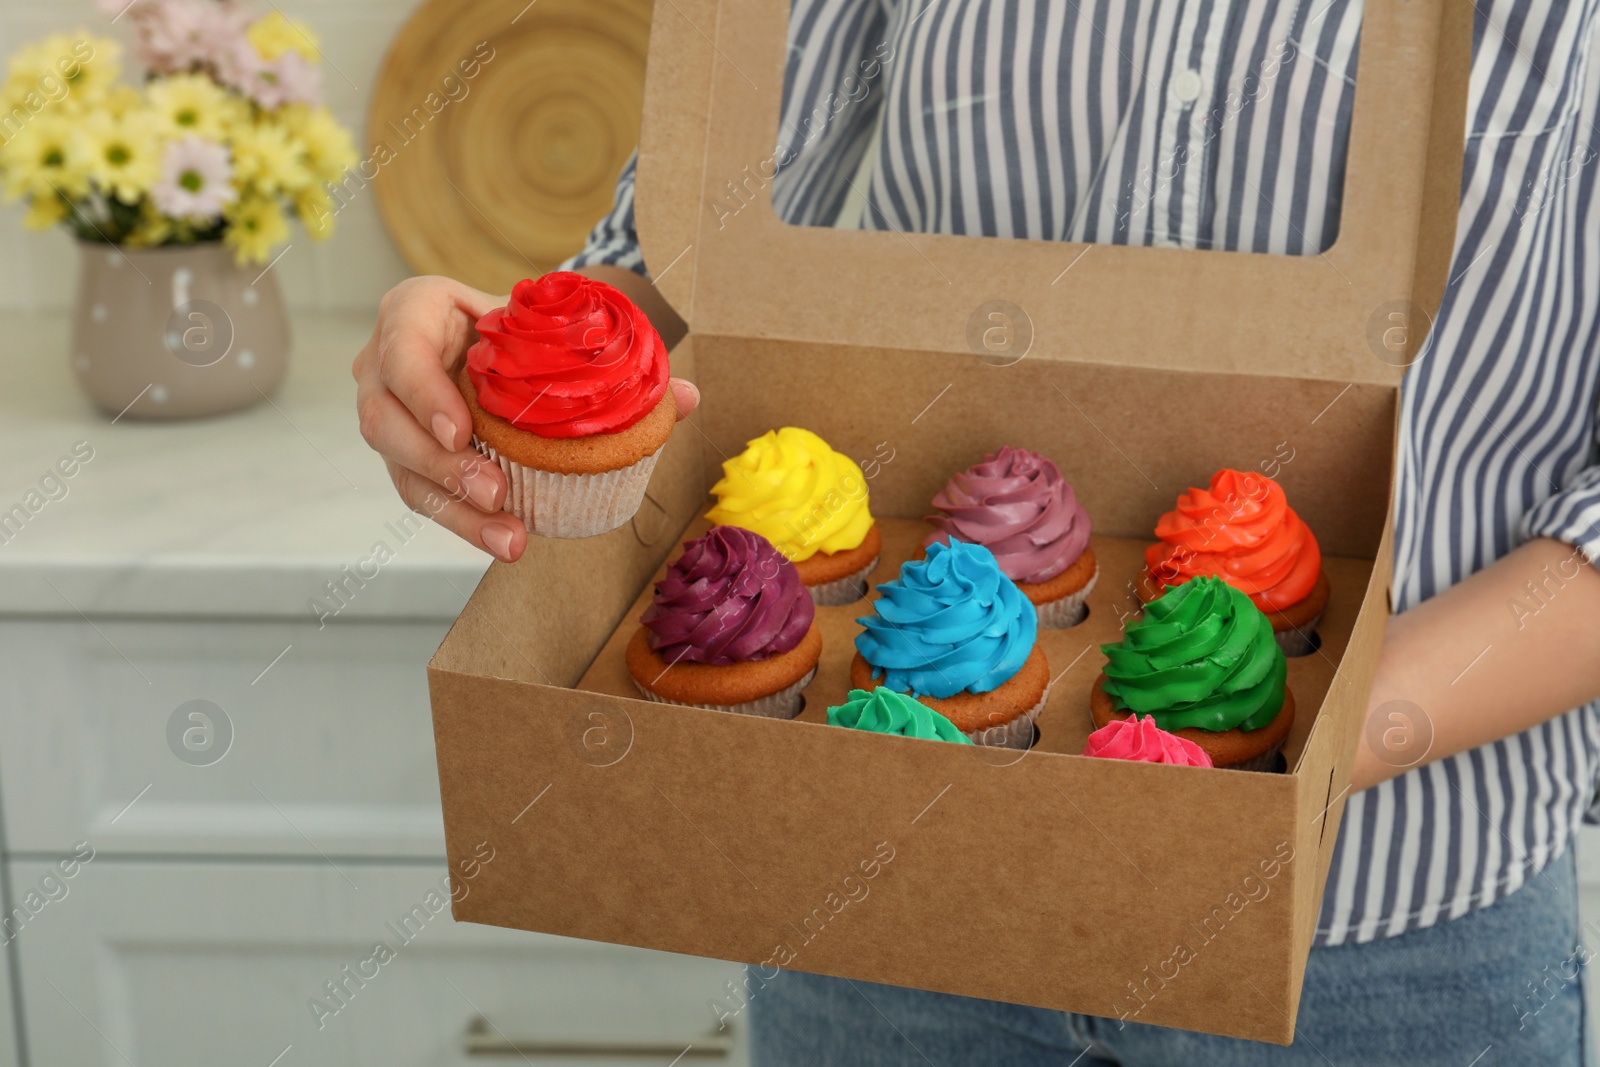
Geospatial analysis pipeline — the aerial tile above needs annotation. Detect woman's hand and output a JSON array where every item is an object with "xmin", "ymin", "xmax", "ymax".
[{"xmin": 354, "ymin": 274, "xmax": 700, "ymax": 564}]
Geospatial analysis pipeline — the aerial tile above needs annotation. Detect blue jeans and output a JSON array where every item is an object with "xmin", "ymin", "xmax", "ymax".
[{"xmin": 750, "ymin": 849, "xmax": 1589, "ymax": 1065}]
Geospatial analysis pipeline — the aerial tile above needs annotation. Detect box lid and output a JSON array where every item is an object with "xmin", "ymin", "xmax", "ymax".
[{"xmin": 635, "ymin": 0, "xmax": 1470, "ymax": 385}]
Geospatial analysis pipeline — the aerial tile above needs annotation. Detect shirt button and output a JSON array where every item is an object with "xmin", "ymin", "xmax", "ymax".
[{"xmin": 1170, "ymin": 68, "xmax": 1203, "ymax": 105}]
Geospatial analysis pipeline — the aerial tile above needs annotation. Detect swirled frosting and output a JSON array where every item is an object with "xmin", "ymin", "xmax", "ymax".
[
  {"xmin": 828, "ymin": 687, "xmax": 973, "ymax": 744},
  {"xmin": 923, "ymin": 446, "xmax": 1091, "ymax": 584},
  {"xmin": 1102, "ymin": 575, "xmax": 1286, "ymax": 732},
  {"xmin": 466, "ymin": 272, "xmax": 669, "ymax": 438},
  {"xmin": 1083, "ymin": 715, "xmax": 1213, "ymax": 767},
  {"xmin": 855, "ymin": 540, "xmax": 1035, "ymax": 699},
  {"xmin": 1145, "ymin": 469, "xmax": 1321, "ymax": 612},
  {"xmin": 705, "ymin": 428, "xmax": 873, "ymax": 562},
  {"xmin": 641, "ymin": 526, "xmax": 814, "ymax": 665}
]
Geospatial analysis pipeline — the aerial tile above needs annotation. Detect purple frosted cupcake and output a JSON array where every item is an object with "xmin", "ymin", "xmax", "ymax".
[
  {"xmin": 625, "ymin": 526, "xmax": 822, "ymax": 717},
  {"xmin": 924, "ymin": 446, "xmax": 1097, "ymax": 628}
]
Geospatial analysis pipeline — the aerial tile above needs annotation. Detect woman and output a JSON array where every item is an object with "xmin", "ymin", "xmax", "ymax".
[{"xmin": 353, "ymin": 0, "xmax": 1600, "ymax": 1061}]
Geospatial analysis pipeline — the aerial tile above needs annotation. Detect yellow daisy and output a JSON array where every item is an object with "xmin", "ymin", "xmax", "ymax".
[
  {"xmin": 2, "ymin": 34, "xmax": 121, "ymax": 114},
  {"xmin": 294, "ymin": 184, "xmax": 336, "ymax": 240},
  {"xmin": 247, "ymin": 13, "xmax": 321, "ymax": 62},
  {"xmin": 146, "ymin": 74, "xmax": 243, "ymax": 141},
  {"xmin": 231, "ymin": 118, "xmax": 311, "ymax": 195},
  {"xmin": 22, "ymin": 192, "xmax": 68, "ymax": 230},
  {"xmin": 101, "ymin": 85, "xmax": 145, "ymax": 120},
  {"xmin": 1, "ymin": 112, "xmax": 86, "ymax": 201},
  {"xmin": 75, "ymin": 109, "xmax": 162, "ymax": 204},
  {"xmin": 224, "ymin": 193, "xmax": 289, "ymax": 264},
  {"xmin": 281, "ymin": 105, "xmax": 356, "ymax": 184}
]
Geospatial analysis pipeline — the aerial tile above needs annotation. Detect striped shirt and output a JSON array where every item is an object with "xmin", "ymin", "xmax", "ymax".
[{"xmin": 566, "ymin": 0, "xmax": 1600, "ymax": 947}]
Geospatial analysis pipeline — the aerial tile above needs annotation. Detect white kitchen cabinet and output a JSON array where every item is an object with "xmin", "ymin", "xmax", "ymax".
[
  {"xmin": 0, "ymin": 313, "xmax": 743, "ymax": 1066},
  {"xmin": 12, "ymin": 858, "xmax": 747, "ymax": 1067},
  {"xmin": 0, "ymin": 617, "xmax": 459, "ymax": 859}
]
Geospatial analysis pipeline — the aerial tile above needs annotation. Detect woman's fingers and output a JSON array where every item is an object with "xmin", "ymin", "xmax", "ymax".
[
  {"xmin": 358, "ymin": 388, "xmax": 503, "ymax": 512},
  {"xmin": 669, "ymin": 377, "xmax": 700, "ymax": 420},
  {"xmin": 373, "ymin": 278, "xmax": 503, "ymax": 452},
  {"xmin": 375, "ymin": 316, "xmax": 475, "ymax": 452},
  {"xmin": 388, "ymin": 460, "xmax": 526, "ymax": 563}
]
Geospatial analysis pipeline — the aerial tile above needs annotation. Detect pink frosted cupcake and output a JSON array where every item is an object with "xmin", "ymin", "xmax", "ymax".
[
  {"xmin": 1083, "ymin": 715, "xmax": 1213, "ymax": 768},
  {"xmin": 924, "ymin": 446, "xmax": 1096, "ymax": 627}
]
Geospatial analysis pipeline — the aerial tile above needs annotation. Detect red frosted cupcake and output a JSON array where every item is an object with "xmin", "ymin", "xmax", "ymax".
[
  {"xmin": 923, "ymin": 446, "xmax": 1096, "ymax": 628},
  {"xmin": 458, "ymin": 272, "xmax": 675, "ymax": 539},
  {"xmin": 1138, "ymin": 469, "xmax": 1328, "ymax": 655}
]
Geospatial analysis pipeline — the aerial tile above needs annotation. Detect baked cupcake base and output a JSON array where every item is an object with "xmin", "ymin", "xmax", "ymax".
[
  {"xmin": 1136, "ymin": 563, "xmax": 1330, "ymax": 657},
  {"xmin": 795, "ymin": 523, "xmax": 881, "ymax": 606},
  {"xmin": 458, "ymin": 364, "xmax": 675, "ymax": 539},
  {"xmin": 1265, "ymin": 570, "xmax": 1330, "ymax": 656},
  {"xmin": 850, "ymin": 645, "xmax": 1051, "ymax": 750},
  {"xmin": 626, "ymin": 624, "xmax": 822, "ymax": 718},
  {"xmin": 1089, "ymin": 672, "xmax": 1296, "ymax": 771},
  {"xmin": 634, "ymin": 668, "xmax": 816, "ymax": 718},
  {"xmin": 1020, "ymin": 547, "xmax": 1099, "ymax": 629}
]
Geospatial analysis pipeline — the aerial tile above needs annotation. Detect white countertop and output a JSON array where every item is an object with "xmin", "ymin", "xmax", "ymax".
[{"xmin": 0, "ymin": 312, "xmax": 489, "ymax": 619}]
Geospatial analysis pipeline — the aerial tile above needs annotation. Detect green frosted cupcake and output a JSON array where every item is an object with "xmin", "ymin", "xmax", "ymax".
[
  {"xmin": 1089, "ymin": 575, "xmax": 1295, "ymax": 772},
  {"xmin": 828, "ymin": 687, "xmax": 973, "ymax": 744}
]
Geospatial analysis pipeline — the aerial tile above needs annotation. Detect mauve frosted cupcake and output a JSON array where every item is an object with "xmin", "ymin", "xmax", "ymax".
[
  {"xmin": 459, "ymin": 272, "xmax": 675, "ymax": 539},
  {"xmin": 626, "ymin": 526, "xmax": 821, "ymax": 718},
  {"xmin": 924, "ymin": 447, "xmax": 1096, "ymax": 628}
]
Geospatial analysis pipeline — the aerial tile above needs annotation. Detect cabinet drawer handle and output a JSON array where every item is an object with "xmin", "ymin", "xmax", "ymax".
[{"xmin": 463, "ymin": 1017, "xmax": 733, "ymax": 1058}]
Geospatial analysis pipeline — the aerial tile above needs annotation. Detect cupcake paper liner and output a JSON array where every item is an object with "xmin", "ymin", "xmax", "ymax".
[
  {"xmin": 632, "ymin": 667, "xmax": 815, "ymax": 719},
  {"xmin": 1034, "ymin": 564, "xmax": 1099, "ymax": 629},
  {"xmin": 473, "ymin": 438, "xmax": 661, "ymax": 539},
  {"xmin": 965, "ymin": 684, "xmax": 1049, "ymax": 750},
  {"xmin": 1274, "ymin": 611, "xmax": 1323, "ymax": 657},
  {"xmin": 807, "ymin": 556, "xmax": 879, "ymax": 606}
]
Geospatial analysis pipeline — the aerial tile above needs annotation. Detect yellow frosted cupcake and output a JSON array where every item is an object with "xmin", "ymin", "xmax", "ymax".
[{"xmin": 707, "ymin": 427, "xmax": 879, "ymax": 605}]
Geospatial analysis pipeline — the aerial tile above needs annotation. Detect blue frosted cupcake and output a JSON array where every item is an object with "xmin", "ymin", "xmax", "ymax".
[{"xmin": 849, "ymin": 540, "xmax": 1050, "ymax": 749}]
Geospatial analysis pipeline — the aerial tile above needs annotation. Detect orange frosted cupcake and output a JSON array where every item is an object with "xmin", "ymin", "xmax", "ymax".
[
  {"xmin": 460, "ymin": 272, "xmax": 674, "ymax": 539},
  {"xmin": 1139, "ymin": 469, "xmax": 1328, "ymax": 655}
]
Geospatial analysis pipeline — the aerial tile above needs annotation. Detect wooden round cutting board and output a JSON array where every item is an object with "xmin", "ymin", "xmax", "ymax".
[{"xmin": 368, "ymin": 0, "xmax": 652, "ymax": 294}]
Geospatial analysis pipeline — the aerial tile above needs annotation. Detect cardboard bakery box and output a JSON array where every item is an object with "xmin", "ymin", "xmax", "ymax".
[{"xmin": 426, "ymin": 0, "xmax": 1470, "ymax": 1043}]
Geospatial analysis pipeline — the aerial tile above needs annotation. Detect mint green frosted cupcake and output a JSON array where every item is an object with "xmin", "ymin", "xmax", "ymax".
[{"xmin": 827, "ymin": 687, "xmax": 973, "ymax": 744}]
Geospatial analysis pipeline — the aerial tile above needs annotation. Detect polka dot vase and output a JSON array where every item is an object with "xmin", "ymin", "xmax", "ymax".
[{"xmin": 69, "ymin": 240, "xmax": 290, "ymax": 420}]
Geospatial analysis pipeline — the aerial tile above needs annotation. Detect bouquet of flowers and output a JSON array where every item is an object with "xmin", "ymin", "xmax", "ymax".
[{"xmin": 0, "ymin": 0, "xmax": 357, "ymax": 264}]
